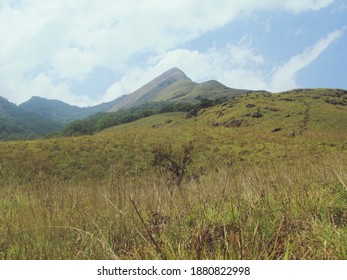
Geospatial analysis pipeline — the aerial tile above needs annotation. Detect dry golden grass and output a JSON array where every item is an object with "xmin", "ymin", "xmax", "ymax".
[{"xmin": 0, "ymin": 152, "xmax": 346, "ymax": 259}]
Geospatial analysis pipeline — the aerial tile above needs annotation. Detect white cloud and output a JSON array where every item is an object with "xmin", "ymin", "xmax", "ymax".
[
  {"xmin": 0, "ymin": 0, "xmax": 337, "ymax": 105},
  {"xmin": 149, "ymin": 42, "xmax": 266, "ymax": 84},
  {"xmin": 282, "ymin": 0, "xmax": 334, "ymax": 13},
  {"xmin": 104, "ymin": 28, "xmax": 344, "ymax": 98},
  {"xmin": 270, "ymin": 29, "xmax": 343, "ymax": 91},
  {"xmin": 20, "ymin": 73, "xmax": 94, "ymax": 107},
  {"xmin": 103, "ymin": 42, "xmax": 268, "ymax": 100},
  {"xmin": 53, "ymin": 48, "xmax": 100, "ymax": 81}
]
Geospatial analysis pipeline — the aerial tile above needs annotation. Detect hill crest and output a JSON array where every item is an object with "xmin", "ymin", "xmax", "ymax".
[{"xmin": 108, "ymin": 67, "xmax": 250, "ymax": 112}]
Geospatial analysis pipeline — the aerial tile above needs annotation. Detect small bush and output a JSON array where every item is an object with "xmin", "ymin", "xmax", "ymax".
[{"xmin": 152, "ymin": 142, "xmax": 194, "ymax": 187}]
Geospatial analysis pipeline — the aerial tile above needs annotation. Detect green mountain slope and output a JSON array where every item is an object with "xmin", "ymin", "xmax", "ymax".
[
  {"xmin": 19, "ymin": 95, "xmax": 124, "ymax": 126},
  {"xmin": 19, "ymin": 96, "xmax": 85, "ymax": 125},
  {"xmin": 151, "ymin": 79, "xmax": 198, "ymax": 102},
  {"xmin": 98, "ymin": 88, "xmax": 347, "ymax": 166},
  {"xmin": 179, "ymin": 79, "xmax": 248, "ymax": 102},
  {"xmin": 0, "ymin": 96, "xmax": 62, "ymax": 140}
]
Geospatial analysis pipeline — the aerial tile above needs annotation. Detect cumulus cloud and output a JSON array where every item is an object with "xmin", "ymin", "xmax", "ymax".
[
  {"xmin": 0, "ymin": 0, "xmax": 337, "ymax": 105},
  {"xmin": 15, "ymin": 73, "xmax": 94, "ymax": 107}
]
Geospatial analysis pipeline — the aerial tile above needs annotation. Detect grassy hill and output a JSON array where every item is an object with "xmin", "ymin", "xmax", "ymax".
[
  {"xmin": 108, "ymin": 68, "xmax": 251, "ymax": 112},
  {"xmin": 108, "ymin": 67, "xmax": 191, "ymax": 111},
  {"xmin": 0, "ymin": 88, "xmax": 346, "ymax": 259}
]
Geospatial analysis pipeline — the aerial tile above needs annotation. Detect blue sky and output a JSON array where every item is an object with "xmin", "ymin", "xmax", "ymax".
[{"xmin": 0, "ymin": 0, "xmax": 346, "ymax": 106}]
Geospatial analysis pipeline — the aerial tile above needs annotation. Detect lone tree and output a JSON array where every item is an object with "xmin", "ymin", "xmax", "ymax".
[{"xmin": 152, "ymin": 142, "xmax": 194, "ymax": 187}]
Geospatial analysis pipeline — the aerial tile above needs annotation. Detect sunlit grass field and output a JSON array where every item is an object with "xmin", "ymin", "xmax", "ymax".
[{"xmin": 0, "ymin": 89, "xmax": 346, "ymax": 259}]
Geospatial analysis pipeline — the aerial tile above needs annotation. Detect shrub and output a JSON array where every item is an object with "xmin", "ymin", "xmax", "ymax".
[{"xmin": 152, "ymin": 142, "xmax": 194, "ymax": 187}]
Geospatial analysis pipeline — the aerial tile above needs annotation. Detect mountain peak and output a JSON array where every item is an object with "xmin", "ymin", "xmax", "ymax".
[
  {"xmin": 164, "ymin": 67, "xmax": 188, "ymax": 77},
  {"xmin": 159, "ymin": 67, "xmax": 190, "ymax": 81},
  {"xmin": 25, "ymin": 96, "xmax": 64, "ymax": 104},
  {"xmin": 108, "ymin": 68, "xmax": 192, "ymax": 111}
]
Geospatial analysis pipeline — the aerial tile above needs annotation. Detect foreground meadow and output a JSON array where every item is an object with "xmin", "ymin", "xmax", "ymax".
[
  {"xmin": 0, "ymin": 153, "xmax": 346, "ymax": 259},
  {"xmin": 0, "ymin": 90, "xmax": 346, "ymax": 259}
]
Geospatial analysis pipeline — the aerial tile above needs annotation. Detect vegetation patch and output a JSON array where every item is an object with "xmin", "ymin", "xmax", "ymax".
[{"xmin": 224, "ymin": 119, "xmax": 242, "ymax": 128}]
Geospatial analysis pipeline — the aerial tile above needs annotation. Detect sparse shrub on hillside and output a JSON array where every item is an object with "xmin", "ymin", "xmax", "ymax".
[
  {"xmin": 251, "ymin": 107, "xmax": 263, "ymax": 118},
  {"xmin": 224, "ymin": 119, "xmax": 242, "ymax": 128},
  {"xmin": 152, "ymin": 142, "xmax": 194, "ymax": 187},
  {"xmin": 272, "ymin": 128, "xmax": 282, "ymax": 133},
  {"xmin": 246, "ymin": 104, "xmax": 256, "ymax": 108},
  {"xmin": 186, "ymin": 109, "xmax": 198, "ymax": 118},
  {"xmin": 199, "ymin": 98, "xmax": 214, "ymax": 108}
]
